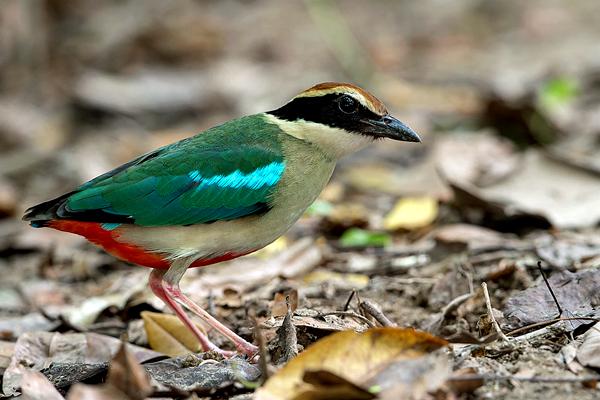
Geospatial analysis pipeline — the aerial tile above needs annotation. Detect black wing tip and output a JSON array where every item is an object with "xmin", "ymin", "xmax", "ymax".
[
  {"xmin": 22, "ymin": 192, "xmax": 75, "ymax": 225},
  {"xmin": 22, "ymin": 206, "xmax": 51, "ymax": 228}
]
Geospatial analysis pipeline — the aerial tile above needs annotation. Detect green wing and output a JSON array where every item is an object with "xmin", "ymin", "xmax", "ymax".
[{"xmin": 31, "ymin": 116, "xmax": 286, "ymax": 227}]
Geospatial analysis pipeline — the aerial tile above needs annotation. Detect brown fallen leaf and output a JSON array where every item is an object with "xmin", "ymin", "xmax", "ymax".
[
  {"xmin": 2, "ymin": 332, "xmax": 161, "ymax": 396},
  {"xmin": 503, "ymin": 269, "xmax": 600, "ymax": 331},
  {"xmin": 260, "ymin": 309, "xmax": 367, "ymax": 347},
  {"xmin": 299, "ymin": 370, "xmax": 376, "ymax": 400},
  {"xmin": 255, "ymin": 327, "xmax": 448, "ymax": 400},
  {"xmin": 141, "ymin": 311, "xmax": 205, "ymax": 357},
  {"xmin": 67, "ymin": 343, "xmax": 152, "ymax": 400},
  {"xmin": 535, "ymin": 232, "xmax": 600, "ymax": 270},
  {"xmin": 271, "ymin": 288, "xmax": 299, "ymax": 318},
  {"xmin": 20, "ymin": 368, "xmax": 64, "ymax": 400}
]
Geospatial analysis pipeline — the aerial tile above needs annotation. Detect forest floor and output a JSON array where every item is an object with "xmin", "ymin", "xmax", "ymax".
[{"xmin": 1, "ymin": 1, "xmax": 600, "ymax": 399}]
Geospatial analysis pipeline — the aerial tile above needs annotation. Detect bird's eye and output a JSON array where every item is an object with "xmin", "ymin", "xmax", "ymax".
[{"xmin": 338, "ymin": 95, "xmax": 358, "ymax": 114}]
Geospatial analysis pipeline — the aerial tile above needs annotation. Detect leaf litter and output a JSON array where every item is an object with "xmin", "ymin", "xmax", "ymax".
[{"xmin": 2, "ymin": 1, "xmax": 600, "ymax": 399}]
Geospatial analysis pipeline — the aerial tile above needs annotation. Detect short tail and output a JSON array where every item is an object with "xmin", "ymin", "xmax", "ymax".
[{"xmin": 22, "ymin": 192, "xmax": 75, "ymax": 227}]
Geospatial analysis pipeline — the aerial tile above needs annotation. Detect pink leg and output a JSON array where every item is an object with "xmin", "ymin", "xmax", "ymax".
[
  {"xmin": 163, "ymin": 281, "xmax": 258, "ymax": 357},
  {"xmin": 149, "ymin": 269, "xmax": 234, "ymax": 357}
]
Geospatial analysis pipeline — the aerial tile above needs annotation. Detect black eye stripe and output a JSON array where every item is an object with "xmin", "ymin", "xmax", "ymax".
[
  {"xmin": 338, "ymin": 95, "xmax": 359, "ymax": 114},
  {"xmin": 268, "ymin": 93, "xmax": 381, "ymax": 134}
]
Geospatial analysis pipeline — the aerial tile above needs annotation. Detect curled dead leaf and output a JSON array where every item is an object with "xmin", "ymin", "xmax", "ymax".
[
  {"xmin": 67, "ymin": 343, "xmax": 152, "ymax": 400},
  {"xmin": 141, "ymin": 311, "xmax": 205, "ymax": 357},
  {"xmin": 255, "ymin": 327, "xmax": 448, "ymax": 400}
]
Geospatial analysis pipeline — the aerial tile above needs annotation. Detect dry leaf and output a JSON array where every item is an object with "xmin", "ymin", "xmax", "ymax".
[
  {"xmin": 383, "ymin": 197, "xmax": 438, "ymax": 231},
  {"xmin": 67, "ymin": 343, "xmax": 152, "ymax": 400},
  {"xmin": 0, "ymin": 312, "xmax": 61, "ymax": 340},
  {"xmin": 67, "ymin": 385, "xmax": 127, "ymax": 400},
  {"xmin": 2, "ymin": 332, "xmax": 161, "ymax": 396},
  {"xmin": 255, "ymin": 327, "xmax": 448, "ymax": 400},
  {"xmin": 503, "ymin": 269, "xmax": 600, "ymax": 331},
  {"xmin": 20, "ymin": 368, "xmax": 64, "ymax": 400},
  {"xmin": 63, "ymin": 272, "xmax": 147, "ymax": 328},
  {"xmin": 298, "ymin": 370, "xmax": 376, "ymax": 400},
  {"xmin": 141, "ymin": 311, "xmax": 204, "ymax": 357},
  {"xmin": 272, "ymin": 289, "xmax": 299, "ymax": 318},
  {"xmin": 577, "ymin": 322, "xmax": 600, "ymax": 369},
  {"xmin": 260, "ymin": 309, "xmax": 367, "ymax": 347},
  {"xmin": 107, "ymin": 343, "xmax": 153, "ymax": 399}
]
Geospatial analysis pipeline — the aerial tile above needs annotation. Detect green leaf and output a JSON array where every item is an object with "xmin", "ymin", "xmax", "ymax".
[
  {"xmin": 539, "ymin": 76, "xmax": 579, "ymax": 108},
  {"xmin": 339, "ymin": 228, "xmax": 391, "ymax": 248}
]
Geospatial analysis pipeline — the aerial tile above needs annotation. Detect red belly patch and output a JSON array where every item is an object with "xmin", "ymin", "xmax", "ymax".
[{"xmin": 47, "ymin": 220, "xmax": 251, "ymax": 269}]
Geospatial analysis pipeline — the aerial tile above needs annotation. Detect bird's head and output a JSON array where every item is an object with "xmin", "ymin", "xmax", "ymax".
[{"xmin": 265, "ymin": 82, "xmax": 420, "ymax": 159}]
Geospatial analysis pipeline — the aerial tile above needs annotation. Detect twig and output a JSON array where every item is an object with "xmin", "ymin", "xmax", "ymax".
[
  {"xmin": 481, "ymin": 282, "xmax": 510, "ymax": 342},
  {"xmin": 506, "ymin": 316, "xmax": 599, "ymax": 338},
  {"xmin": 319, "ymin": 311, "xmax": 375, "ymax": 327},
  {"xmin": 253, "ymin": 319, "xmax": 269, "ymax": 383},
  {"xmin": 537, "ymin": 261, "xmax": 562, "ymax": 316},
  {"xmin": 449, "ymin": 373, "xmax": 600, "ymax": 384},
  {"xmin": 425, "ymin": 292, "xmax": 474, "ymax": 333},
  {"xmin": 442, "ymin": 293, "xmax": 475, "ymax": 320},
  {"xmin": 359, "ymin": 299, "xmax": 396, "ymax": 327},
  {"xmin": 341, "ymin": 289, "xmax": 356, "ymax": 319}
]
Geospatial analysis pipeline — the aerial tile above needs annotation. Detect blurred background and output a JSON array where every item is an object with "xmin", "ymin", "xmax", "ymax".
[
  {"xmin": 1, "ymin": 0, "xmax": 600, "ymax": 230},
  {"xmin": 1, "ymin": 1, "xmax": 600, "ymax": 396}
]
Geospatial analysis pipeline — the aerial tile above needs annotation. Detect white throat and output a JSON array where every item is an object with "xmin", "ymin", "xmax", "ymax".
[{"xmin": 263, "ymin": 114, "xmax": 373, "ymax": 160}]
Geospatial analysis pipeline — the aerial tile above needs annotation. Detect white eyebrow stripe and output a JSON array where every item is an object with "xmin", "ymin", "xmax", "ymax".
[{"xmin": 294, "ymin": 87, "xmax": 377, "ymax": 114}]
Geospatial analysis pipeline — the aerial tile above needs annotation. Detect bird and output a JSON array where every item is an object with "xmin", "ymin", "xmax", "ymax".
[{"xmin": 23, "ymin": 82, "xmax": 420, "ymax": 357}]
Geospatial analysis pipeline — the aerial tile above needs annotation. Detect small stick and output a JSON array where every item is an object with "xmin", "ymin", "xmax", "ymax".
[
  {"xmin": 506, "ymin": 316, "xmax": 599, "ymax": 337},
  {"xmin": 340, "ymin": 289, "xmax": 356, "ymax": 320},
  {"xmin": 359, "ymin": 299, "xmax": 396, "ymax": 327},
  {"xmin": 342, "ymin": 289, "xmax": 356, "ymax": 312},
  {"xmin": 537, "ymin": 261, "xmax": 562, "ymax": 317},
  {"xmin": 319, "ymin": 311, "xmax": 375, "ymax": 327},
  {"xmin": 481, "ymin": 282, "xmax": 510, "ymax": 342},
  {"xmin": 449, "ymin": 373, "xmax": 600, "ymax": 384},
  {"xmin": 253, "ymin": 319, "xmax": 269, "ymax": 383},
  {"xmin": 441, "ymin": 293, "xmax": 475, "ymax": 320}
]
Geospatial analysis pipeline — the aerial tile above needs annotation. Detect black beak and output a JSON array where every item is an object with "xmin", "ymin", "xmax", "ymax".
[{"xmin": 363, "ymin": 115, "xmax": 421, "ymax": 143}]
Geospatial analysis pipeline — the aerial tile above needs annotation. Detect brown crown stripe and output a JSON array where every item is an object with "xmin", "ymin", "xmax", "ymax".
[{"xmin": 297, "ymin": 82, "xmax": 387, "ymax": 116}]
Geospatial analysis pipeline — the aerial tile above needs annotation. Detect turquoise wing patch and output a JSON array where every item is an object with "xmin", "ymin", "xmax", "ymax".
[{"xmin": 64, "ymin": 144, "xmax": 286, "ymax": 227}]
